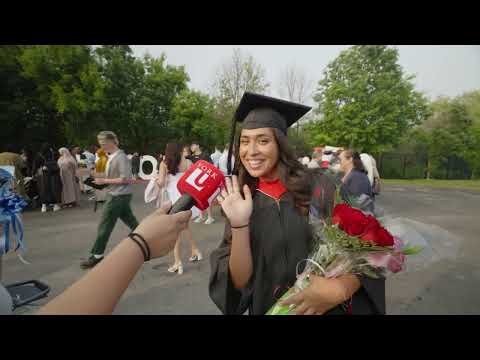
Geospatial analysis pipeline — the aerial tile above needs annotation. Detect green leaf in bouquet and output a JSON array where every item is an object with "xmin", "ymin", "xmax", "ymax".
[
  {"xmin": 361, "ymin": 266, "xmax": 381, "ymax": 279},
  {"xmin": 402, "ymin": 245, "xmax": 424, "ymax": 255},
  {"xmin": 266, "ymin": 288, "xmax": 297, "ymax": 315}
]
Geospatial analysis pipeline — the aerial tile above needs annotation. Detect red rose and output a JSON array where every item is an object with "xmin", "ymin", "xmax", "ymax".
[
  {"xmin": 332, "ymin": 204, "xmax": 350, "ymax": 227},
  {"xmin": 375, "ymin": 227, "xmax": 395, "ymax": 247},
  {"xmin": 359, "ymin": 217, "xmax": 381, "ymax": 244},
  {"xmin": 332, "ymin": 204, "xmax": 370, "ymax": 236},
  {"xmin": 360, "ymin": 216, "xmax": 394, "ymax": 247}
]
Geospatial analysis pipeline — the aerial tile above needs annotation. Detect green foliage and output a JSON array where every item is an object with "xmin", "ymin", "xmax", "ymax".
[
  {"xmin": 307, "ymin": 45, "xmax": 430, "ymax": 153},
  {"xmin": 0, "ymin": 45, "xmax": 66, "ymax": 150},
  {"xmin": 381, "ymin": 90, "xmax": 480, "ymax": 179},
  {"xmin": 170, "ymin": 89, "xmax": 228, "ymax": 150}
]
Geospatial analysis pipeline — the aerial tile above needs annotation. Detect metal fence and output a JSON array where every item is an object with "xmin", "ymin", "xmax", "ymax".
[{"xmin": 377, "ymin": 153, "xmax": 472, "ymax": 180}]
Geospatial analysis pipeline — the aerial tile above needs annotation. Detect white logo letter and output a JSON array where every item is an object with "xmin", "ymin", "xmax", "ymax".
[{"xmin": 185, "ymin": 168, "xmax": 209, "ymax": 191}]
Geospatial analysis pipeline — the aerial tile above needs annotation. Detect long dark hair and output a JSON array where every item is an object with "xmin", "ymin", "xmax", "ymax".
[
  {"xmin": 343, "ymin": 149, "xmax": 366, "ymax": 173},
  {"xmin": 164, "ymin": 143, "xmax": 182, "ymax": 176},
  {"xmin": 234, "ymin": 128, "xmax": 312, "ymax": 214}
]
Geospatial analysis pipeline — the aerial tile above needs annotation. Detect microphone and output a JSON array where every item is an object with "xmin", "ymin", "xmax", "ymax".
[{"xmin": 167, "ymin": 160, "xmax": 225, "ymax": 215}]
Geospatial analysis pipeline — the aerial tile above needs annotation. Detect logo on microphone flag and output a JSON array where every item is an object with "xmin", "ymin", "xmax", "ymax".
[
  {"xmin": 185, "ymin": 168, "xmax": 209, "ymax": 191},
  {"xmin": 177, "ymin": 160, "xmax": 225, "ymax": 210}
]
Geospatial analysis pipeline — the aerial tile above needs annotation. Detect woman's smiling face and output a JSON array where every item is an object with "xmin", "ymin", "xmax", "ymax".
[{"xmin": 239, "ymin": 127, "xmax": 279, "ymax": 179}]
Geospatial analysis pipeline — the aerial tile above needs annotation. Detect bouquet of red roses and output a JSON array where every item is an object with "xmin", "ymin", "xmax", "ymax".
[{"xmin": 266, "ymin": 198, "xmax": 424, "ymax": 315}]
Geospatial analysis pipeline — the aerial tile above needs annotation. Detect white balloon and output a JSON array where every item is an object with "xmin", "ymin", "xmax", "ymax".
[{"xmin": 138, "ymin": 155, "xmax": 158, "ymax": 180}]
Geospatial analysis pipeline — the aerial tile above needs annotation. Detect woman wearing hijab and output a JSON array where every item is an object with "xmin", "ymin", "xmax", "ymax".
[
  {"xmin": 58, "ymin": 147, "xmax": 81, "ymax": 208},
  {"xmin": 209, "ymin": 92, "xmax": 385, "ymax": 315}
]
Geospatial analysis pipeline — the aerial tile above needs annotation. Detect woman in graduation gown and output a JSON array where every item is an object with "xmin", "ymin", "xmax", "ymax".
[{"xmin": 209, "ymin": 92, "xmax": 385, "ymax": 315}]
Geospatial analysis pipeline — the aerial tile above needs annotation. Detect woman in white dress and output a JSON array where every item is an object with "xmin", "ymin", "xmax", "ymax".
[{"xmin": 155, "ymin": 143, "xmax": 202, "ymax": 275}]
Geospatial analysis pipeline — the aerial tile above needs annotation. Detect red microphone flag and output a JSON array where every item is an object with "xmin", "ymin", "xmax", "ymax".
[{"xmin": 176, "ymin": 160, "xmax": 225, "ymax": 210}]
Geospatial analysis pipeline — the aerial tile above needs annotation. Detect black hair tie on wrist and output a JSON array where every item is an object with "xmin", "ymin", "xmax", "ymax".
[
  {"xmin": 128, "ymin": 233, "xmax": 151, "ymax": 262},
  {"xmin": 231, "ymin": 224, "xmax": 249, "ymax": 229}
]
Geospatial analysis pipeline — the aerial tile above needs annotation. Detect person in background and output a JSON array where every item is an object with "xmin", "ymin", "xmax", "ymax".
[
  {"xmin": 307, "ymin": 151, "xmax": 323, "ymax": 169},
  {"xmin": 93, "ymin": 147, "xmax": 109, "ymax": 204},
  {"xmin": 218, "ymin": 143, "xmax": 235, "ymax": 176},
  {"xmin": 156, "ymin": 153, "xmax": 164, "ymax": 172},
  {"xmin": 80, "ymin": 131, "xmax": 139, "ymax": 269},
  {"xmin": 70, "ymin": 146, "xmax": 82, "ymax": 163},
  {"xmin": 0, "ymin": 145, "xmax": 27, "ymax": 199},
  {"xmin": 131, "ymin": 152, "xmax": 140, "ymax": 179},
  {"xmin": 83, "ymin": 145, "xmax": 97, "ymax": 171},
  {"xmin": 20, "ymin": 148, "xmax": 34, "ymax": 178},
  {"xmin": 154, "ymin": 143, "xmax": 203, "ymax": 275},
  {"xmin": 58, "ymin": 147, "xmax": 81, "ymax": 208},
  {"xmin": 71, "ymin": 146, "xmax": 86, "ymax": 193},
  {"xmin": 189, "ymin": 141, "xmax": 215, "ymax": 225},
  {"xmin": 301, "ymin": 156, "xmax": 310, "ymax": 167},
  {"xmin": 371, "ymin": 156, "xmax": 381, "ymax": 195},
  {"xmin": 360, "ymin": 153, "xmax": 381, "ymax": 195},
  {"xmin": 95, "ymin": 148, "xmax": 108, "ymax": 174},
  {"xmin": 37, "ymin": 203, "xmax": 191, "ymax": 315},
  {"xmin": 33, "ymin": 143, "xmax": 63, "ymax": 213},
  {"xmin": 210, "ymin": 145, "xmax": 223, "ymax": 168},
  {"xmin": 82, "ymin": 145, "xmax": 97, "ymax": 195},
  {"xmin": 339, "ymin": 149, "xmax": 373, "ymax": 201}
]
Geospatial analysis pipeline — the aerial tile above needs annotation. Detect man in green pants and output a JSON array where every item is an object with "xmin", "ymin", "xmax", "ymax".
[{"xmin": 81, "ymin": 131, "xmax": 139, "ymax": 269}]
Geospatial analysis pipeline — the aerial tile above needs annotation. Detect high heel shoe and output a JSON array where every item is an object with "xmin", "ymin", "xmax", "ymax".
[{"xmin": 168, "ymin": 262, "xmax": 183, "ymax": 275}]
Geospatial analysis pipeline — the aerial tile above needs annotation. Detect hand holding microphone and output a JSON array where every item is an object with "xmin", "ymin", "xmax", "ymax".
[
  {"xmin": 167, "ymin": 160, "xmax": 225, "ymax": 214},
  {"xmin": 167, "ymin": 161, "xmax": 252, "ymax": 230}
]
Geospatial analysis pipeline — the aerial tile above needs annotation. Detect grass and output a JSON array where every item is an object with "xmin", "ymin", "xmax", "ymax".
[{"xmin": 382, "ymin": 179, "xmax": 480, "ymax": 191}]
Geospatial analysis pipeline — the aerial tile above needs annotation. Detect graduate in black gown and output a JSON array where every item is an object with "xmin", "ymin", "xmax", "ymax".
[{"xmin": 209, "ymin": 92, "xmax": 385, "ymax": 315}]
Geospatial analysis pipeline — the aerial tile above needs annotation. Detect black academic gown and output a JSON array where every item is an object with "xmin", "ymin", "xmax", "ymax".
[{"xmin": 209, "ymin": 173, "xmax": 386, "ymax": 315}]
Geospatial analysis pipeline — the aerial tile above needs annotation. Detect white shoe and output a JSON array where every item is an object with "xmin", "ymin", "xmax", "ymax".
[
  {"xmin": 168, "ymin": 262, "xmax": 183, "ymax": 275},
  {"xmin": 53, "ymin": 204, "xmax": 61, "ymax": 212},
  {"xmin": 41, "ymin": 204, "xmax": 47, "ymax": 213},
  {"xmin": 189, "ymin": 252, "xmax": 203, "ymax": 262},
  {"xmin": 193, "ymin": 216, "xmax": 205, "ymax": 224},
  {"xmin": 204, "ymin": 217, "xmax": 215, "ymax": 225}
]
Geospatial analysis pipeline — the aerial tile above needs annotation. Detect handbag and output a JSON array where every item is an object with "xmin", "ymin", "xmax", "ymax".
[{"xmin": 144, "ymin": 177, "xmax": 169, "ymax": 208}]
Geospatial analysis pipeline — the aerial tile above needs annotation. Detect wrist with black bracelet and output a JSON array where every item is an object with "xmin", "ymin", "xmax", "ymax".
[{"xmin": 128, "ymin": 233, "xmax": 151, "ymax": 262}]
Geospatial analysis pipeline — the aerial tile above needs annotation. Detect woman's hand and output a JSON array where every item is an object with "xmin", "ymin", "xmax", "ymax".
[
  {"xmin": 132, "ymin": 201, "xmax": 191, "ymax": 259},
  {"xmin": 281, "ymin": 274, "xmax": 360, "ymax": 315},
  {"xmin": 217, "ymin": 176, "xmax": 253, "ymax": 228},
  {"xmin": 155, "ymin": 175, "xmax": 163, "ymax": 188}
]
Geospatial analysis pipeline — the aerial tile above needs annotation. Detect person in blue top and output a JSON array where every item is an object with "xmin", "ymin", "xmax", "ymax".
[{"xmin": 338, "ymin": 149, "xmax": 373, "ymax": 201}]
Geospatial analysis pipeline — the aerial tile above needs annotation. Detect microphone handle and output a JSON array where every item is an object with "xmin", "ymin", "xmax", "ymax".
[{"xmin": 167, "ymin": 194, "xmax": 196, "ymax": 214}]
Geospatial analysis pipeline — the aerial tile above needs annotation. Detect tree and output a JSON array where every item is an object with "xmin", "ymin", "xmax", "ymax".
[
  {"xmin": 125, "ymin": 53, "xmax": 189, "ymax": 152},
  {"xmin": 308, "ymin": 45, "xmax": 430, "ymax": 153},
  {"xmin": 170, "ymin": 89, "xmax": 227, "ymax": 150},
  {"xmin": 211, "ymin": 48, "xmax": 270, "ymax": 121},
  {"xmin": 278, "ymin": 64, "xmax": 314, "ymax": 133},
  {"xmin": 0, "ymin": 45, "xmax": 66, "ymax": 150},
  {"xmin": 19, "ymin": 45, "xmax": 106, "ymax": 146}
]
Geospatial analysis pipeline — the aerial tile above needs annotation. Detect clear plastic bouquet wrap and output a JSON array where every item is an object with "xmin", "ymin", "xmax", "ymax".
[{"xmin": 267, "ymin": 193, "xmax": 430, "ymax": 315}]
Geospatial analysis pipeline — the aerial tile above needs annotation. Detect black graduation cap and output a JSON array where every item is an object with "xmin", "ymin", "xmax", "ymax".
[{"xmin": 227, "ymin": 92, "xmax": 312, "ymax": 174}]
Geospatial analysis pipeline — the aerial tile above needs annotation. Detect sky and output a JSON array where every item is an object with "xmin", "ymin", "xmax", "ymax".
[{"xmin": 130, "ymin": 45, "xmax": 480, "ymax": 104}]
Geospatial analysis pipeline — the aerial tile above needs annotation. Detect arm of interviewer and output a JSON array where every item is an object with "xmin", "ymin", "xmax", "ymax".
[{"xmin": 37, "ymin": 203, "xmax": 191, "ymax": 315}]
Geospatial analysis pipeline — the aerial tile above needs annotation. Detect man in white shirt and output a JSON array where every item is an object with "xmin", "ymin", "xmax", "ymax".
[
  {"xmin": 81, "ymin": 131, "xmax": 138, "ymax": 269},
  {"xmin": 218, "ymin": 143, "xmax": 235, "ymax": 176},
  {"xmin": 210, "ymin": 145, "xmax": 223, "ymax": 168}
]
